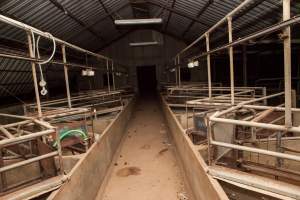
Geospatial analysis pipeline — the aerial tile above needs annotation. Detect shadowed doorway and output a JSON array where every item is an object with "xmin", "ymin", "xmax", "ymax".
[{"xmin": 137, "ymin": 65, "xmax": 157, "ymax": 97}]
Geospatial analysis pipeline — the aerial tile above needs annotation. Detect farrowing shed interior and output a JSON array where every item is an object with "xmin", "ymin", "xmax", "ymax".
[{"xmin": 0, "ymin": 0, "xmax": 300, "ymax": 200}]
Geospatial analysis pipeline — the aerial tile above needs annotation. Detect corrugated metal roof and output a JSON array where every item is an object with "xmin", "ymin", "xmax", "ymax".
[{"xmin": 0, "ymin": 0, "xmax": 299, "ymax": 98}]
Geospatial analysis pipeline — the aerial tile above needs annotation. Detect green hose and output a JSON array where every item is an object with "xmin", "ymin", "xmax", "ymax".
[{"xmin": 53, "ymin": 129, "xmax": 88, "ymax": 147}]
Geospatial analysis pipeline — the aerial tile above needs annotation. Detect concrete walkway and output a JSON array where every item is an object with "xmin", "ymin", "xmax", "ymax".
[{"xmin": 96, "ymin": 97, "xmax": 188, "ymax": 200}]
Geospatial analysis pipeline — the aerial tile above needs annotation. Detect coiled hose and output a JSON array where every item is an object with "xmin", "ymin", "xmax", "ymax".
[{"xmin": 53, "ymin": 129, "xmax": 88, "ymax": 148}]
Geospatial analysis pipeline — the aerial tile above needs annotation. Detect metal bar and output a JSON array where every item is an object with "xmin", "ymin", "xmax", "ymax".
[
  {"xmin": 210, "ymin": 116, "xmax": 300, "ymax": 133},
  {"xmin": 27, "ymin": 32, "xmax": 42, "ymax": 118},
  {"xmin": 0, "ymin": 14, "xmax": 110, "ymax": 61},
  {"xmin": 243, "ymin": 104, "xmax": 300, "ymax": 112},
  {"xmin": 211, "ymin": 140, "xmax": 300, "ymax": 162},
  {"xmin": 175, "ymin": 58, "xmax": 178, "ymax": 85},
  {"xmin": 55, "ymin": 127, "xmax": 63, "ymax": 175},
  {"xmin": 193, "ymin": 16, "xmax": 300, "ymax": 59},
  {"xmin": 283, "ymin": 0, "xmax": 292, "ymax": 128},
  {"xmin": 0, "ymin": 129, "xmax": 55, "ymax": 147},
  {"xmin": 206, "ymin": 33, "xmax": 212, "ymax": 100},
  {"xmin": 212, "ymin": 92, "xmax": 285, "ymax": 118},
  {"xmin": 0, "ymin": 127, "xmax": 14, "ymax": 139},
  {"xmin": 175, "ymin": 0, "xmax": 254, "ymax": 58},
  {"xmin": 62, "ymin": 45, "xmax": 72, "ymax": 109},
  {"xmin": 106, "ymin": 59, "xmax": 111, "ymax": 93},
  {"xmin": 112, "ymin": 61, "xmax": 116, "ymax": 91},
  {"xmin": 178, "ymin": 56, "xmax": 181, "ymax": 87},
  {"xmin": 0, "ymin": 151, "xmax": 58, "ymax": 173},
  {"xmin": 0, "ymin": 53, "xmax": 110, "ymax": 71},
  {"xmin": 228, "ymin": 17, "xmax": 235, "ymax": 105}
]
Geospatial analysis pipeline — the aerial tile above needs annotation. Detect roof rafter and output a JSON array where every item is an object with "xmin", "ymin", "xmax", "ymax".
[
  {"xmin": 66, "ymin": 3, "xmax": 130, "ymax": 42},
  {"xmin": 164, "ymin": 0, "xmax": 176, "ymax": 31},
  {"xmin": 48, "ymin": 0, "xmax": 105, "ymax": 42},
  {"xmin": 182, "ymin": 0, "xmax": 214, "ymax": 38},
  {"xmin": 147, "ymin": 0, "xmax": 224, "ymax": 34}
]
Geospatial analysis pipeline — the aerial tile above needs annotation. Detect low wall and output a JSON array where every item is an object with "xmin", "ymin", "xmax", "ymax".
[
  {"xmin": 52, "ymin": 98, "xmax": 135, "ymax": 200},
  {"xmin": 161, "ymin": 96, "xmax": 228, "ymax": 200}
]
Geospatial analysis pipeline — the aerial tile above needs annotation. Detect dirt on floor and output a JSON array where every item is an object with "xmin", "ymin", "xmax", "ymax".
[{"xmin": 96, "ymin": 97, "xmax": 189, "ymax": 200}]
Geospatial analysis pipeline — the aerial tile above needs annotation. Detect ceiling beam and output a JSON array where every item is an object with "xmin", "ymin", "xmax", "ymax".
[
  {"xmin": 182, "ymin": 0, "xmax": 214, "ymax": 38},
  {"xmin": 232, "ymin": 0, "xmax": 266, "ymax": 20},
  {"xmin": 164, "ymin": 0, "xmax": 176, "ymax": 31},
  {"xmin": 98, "ymin": 0, "xmax": 115, "ymax": 22},
  {"xmin": 66, "ymin": 3, "xmax": 130, "ymax": 41},
  {"xmin": 148, "ymin": 0, "xmax": 216, "ymax": 29},
  {"xmin": 48, "ymin": 0, "xmax": 105, "ymax": 42},
  {"xmin": 95, "ymin": 30, "xmax": 134, "ymax": 52},
  {"xmin": 217, "ymin": 5, "xmax": 282, "ymax": 44}
]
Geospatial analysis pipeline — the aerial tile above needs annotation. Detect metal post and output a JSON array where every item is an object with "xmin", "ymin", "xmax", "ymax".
[
  {"xmin": 243, "ymin": 45, "xmax": 247, "ymax": 86},
  {"xmin": 55, "ymin": 127, "xmax": 64, "ymax": 174},
  {"xmin": 206, "ymin": 33, "xmax": 212, "ymax": 100},
  {"xmin": 228, "ymin": 17, "xmax": 235, "ymax": 105},
  {"xmin": 27, "ymin": 32, "xmax": 42, "ymax": 118},
  {"xmin": 106, "ymin": 59, "xmax": 111, "ymax": 93},
  {"xmin": 61, "ymin": 45, "xmax": 72, "ymax": 108},
  {"xmin": 283, "ymin": 0, "xmax": 292, "ymax": 127},
  {"xmin": 178, "ymin": 56, "xmax": 181, "ymax": 87},
  {"xmin": 112, "ymin": 61, "xmax": 116, "ymax": 91},
  {"xmin": 175, "ymin": 58, "xmax": 178, "ymax": 86}
]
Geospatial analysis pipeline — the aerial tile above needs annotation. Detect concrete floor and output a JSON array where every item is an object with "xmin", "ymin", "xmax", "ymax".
[{"xmin": 96, "ymin": 97, "xmax": 188, "ymax": 200}]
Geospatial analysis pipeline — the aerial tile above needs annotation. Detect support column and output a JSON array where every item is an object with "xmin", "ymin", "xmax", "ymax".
[
  {"xmin": 228, "ymin": 17, "xmax": 235, "ymax": 105},
  {"xmin": 283, "ymin": 0, "xmax": 292, "ymax": 127},
  {"xmin": 27, "ymin": 32, "xmax": 42, "ymax": 118},
  {"xmin": 61, "ymin": 45, "xmax": 72, "ymax": 108},
  {"xmin": 178, "ymin": 56, "xmax": 181, "ymax": 87},
  {"xmin": 106, "ymin": 59, "xmax": 111, "ymax": 93},
  {"xmin": 175, "ymin": 58, "xmax": 178, "ymax": 86},
  {"xmin": 112, "ymin": 61, "xmax": 116, "ymax": 91},
  {"xmin": 206, "ymin": 33, "xmax": 212, "ymax": 100}
]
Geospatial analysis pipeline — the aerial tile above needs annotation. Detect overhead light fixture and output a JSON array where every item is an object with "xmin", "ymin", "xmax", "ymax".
[
  {"xmin": 193, "ymin": 60, "xmax": 199, "ymax": 67},
  {"xmin": 129, "ymin": 41, "xmax": 159, "ymax": 47},
  {"xmin": 188, "ymin": 60, "xmax": 199, "ymax": 68},
  {"xmin": 82, "ymin": 69, "xmax": 95, "ymax": 77},
  {"xmin": 115, "ymin": 18, "xmax": 163, "ymax": 26},
  {"xmin": 188, "ymin": 61, "xmax": 194, "ymax": 68},
  {"xmin": 170, "ymin": 68, "xmax": 175, "ymax": 72}
]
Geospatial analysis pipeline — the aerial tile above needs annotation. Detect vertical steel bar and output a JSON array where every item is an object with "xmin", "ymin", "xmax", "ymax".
[
  {"xmin": 283, "ymin": 0, "xmax": 292, "ymax": 127},
  {"xmin": 55, "ymin": 127, "xmax": 64, "ymax": 175},
  {"xmin": 27, "ymin": 32, "xmax": 42, "ymax": 118},
  {"xmin": 106, "ymin": 59, "xmax": 111, "ymax": 93},
  {"xmin": 175, "ymin": 58, "xmax": 178, "ymax": 86},
  {"xmin": 206, "ymin": 33, "xmax": 212, "ymax": 100},
  {"xmin": 112, "ymin": 61, "xmax": 116, "ymax": 91},
  {"xmin": 228, "ymin": 17, "xmax": 235, "ymax": 105},
  {"xmin": 263, "ymin": 87, "xmax": 267, "ymax": 105},
  {"xmin": 62, "ymin": 45, "xmax": 72, "ymax": 108},
  {"xmin": 178, "ymin": 56, "xmax": 181, "ymax": 87}
]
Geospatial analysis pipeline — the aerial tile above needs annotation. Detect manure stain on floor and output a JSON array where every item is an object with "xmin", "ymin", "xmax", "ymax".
[
  {"xmin": 116, "ymin": 167, "xmax": 141, "ymax": 177},
  {"xmin": 140, "ymin": 144, "xmax": 151, "ymax": 150},
  {"xmin": 157, "ymin": 148, "xmax": 169, "ymax": 156}
]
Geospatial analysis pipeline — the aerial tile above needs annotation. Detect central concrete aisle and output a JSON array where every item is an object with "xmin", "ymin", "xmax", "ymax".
[{"xmin": 96, "ymin": 97, "xmax": 189, "ymax": 200}]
